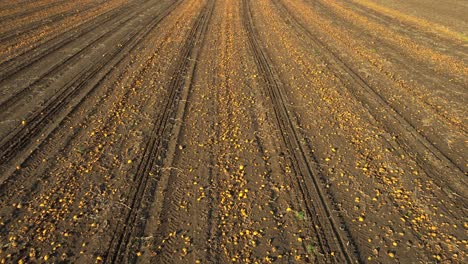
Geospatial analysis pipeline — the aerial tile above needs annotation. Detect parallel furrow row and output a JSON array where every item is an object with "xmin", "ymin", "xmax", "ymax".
[
  {"xmin": 0, "ymin": 0, "xmax": 132, "ymax": 82},
  {"xmin": 103, "ymin": 1, "xmax": 214, "ymax": 263},
  {"xmin": 0, "ymin": 0, "xmax": 100, "ymax": 43},
  {"xmin": 242, "ymin": 0, "xmax": 360, "ymax": 263},
  {"xmin": 0, "ymin": 1, "xmax": 144, "ymax": 119},
  {"xmin": 303, "ymin": 0, "xmax": 467, "ymax": 127},
  {"xmin": 0, "ymin": 3, "xmax": 184, "ymax": 253},
  {"xmin": 0, "ymin": 0, "xmax": 69, "ymax": 22},
  {"xmin": 0, "ymin": 0, "xmax": 37, "ymax": 11},
  {"xmin": 0, "ymin": 1, "xmax": 178, "ymax": 183},
  {"xmin": 340, "ymin": 0, "xmax": 467, "ymax": 57},
  {"xmin": 276, "ymin": 0, "xmax": 467, "ymax": 201}
]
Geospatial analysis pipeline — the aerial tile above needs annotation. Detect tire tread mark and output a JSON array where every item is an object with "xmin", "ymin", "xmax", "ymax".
[
  {"xmin": 0, "ymin": 1, "xmax": 179, "ymax": 183},
  {"xmin": 150, "ymin": 2, "xmax": 216, "ymax": 261},
  {"xmin": 0, "ymin": 0, "xmax": 70, "ymax": 22},
  {"xmin": 102, "ymin": 1, "xmax": 214, "ymax": 263},
  {"xmin": 0, "ymin": 1, "xmax": 144, "ymax": 115},
  {"xmin": 302, "ymin": 0, "xmax": 467, "ymax": 132},
  {"xmin": 241, "ymin": 0, "xmax": 360, "ymax": 263},
  {"xmin": 275, "ymin": 0, "xmax": 467, "ymax": 200},
  {"xmin": 0, "ymin": 0, "xmax": 132, "ymax": 72},
  {"xmin": 0, "ymin": 0, "xmax": 40, "ymax": 11},
  {"xmin": 0, "ymin": 2, "xmax": 182, "ymax": 245},
  {"xmin": 0, "ymin": 0, "xmax": 100, "ymax": 43}
]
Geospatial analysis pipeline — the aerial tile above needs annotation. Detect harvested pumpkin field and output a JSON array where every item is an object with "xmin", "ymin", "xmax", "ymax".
[{"xmin": 0, "ymin": 0, "xmax": 467, "ymax": 263}]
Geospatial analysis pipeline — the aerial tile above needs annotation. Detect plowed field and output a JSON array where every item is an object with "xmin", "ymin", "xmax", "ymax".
[{"xmin": 0, "ymin": 0, "xmax": 466, "ymax": 263}]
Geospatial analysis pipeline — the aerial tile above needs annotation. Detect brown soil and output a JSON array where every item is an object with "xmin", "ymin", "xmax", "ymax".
[{"xmin": 0, "ymin": 0, "xmax": 466, "ymax": 263}]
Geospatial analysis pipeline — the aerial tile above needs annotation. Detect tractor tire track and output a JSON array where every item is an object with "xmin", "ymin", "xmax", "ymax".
[
  {"xmin": 242, "ymin": 0, "xmax": 360, "ymax": 262},
  {"xmin": 300, "ymin": 0, "xmax": 467, "ymax": 122},
  {"xmin": 0, "ymin": 0, "xmax": 70, "ymax": 22},
  {"xmin": 0, "ymin": 0, "xmax": 131, "ymax": 81},
  {"xmin": 0, "ymin": 3, "xmax": 190, "ymax": 261},
  {"xmin": 0, "ymin": 0, "xmax": 181, "ymax": 183},
  {"xmin": 274, "ymin": 0, "xmax": 467, "ymax": 201},
  {"xmin": 0, "ymin": 0, "xmax": 146, "ymax": 120},
  {"xmin": 342, "ymin": 0, "xmax": 468, "ymax": 54},
  {"xmin": 0, "ymin": 0, "xmax": 128, "ymax": 64},
  {"xmin": 103, "ymin": 1, "xmax": 213, "ymax": 262},
  {"xmin": 0, "ymin": 0, "xmax": 100, "ymax": 43},
  {"xmin": 0, "ymin": 0, "xmax": 40, "ymax": 11}
]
